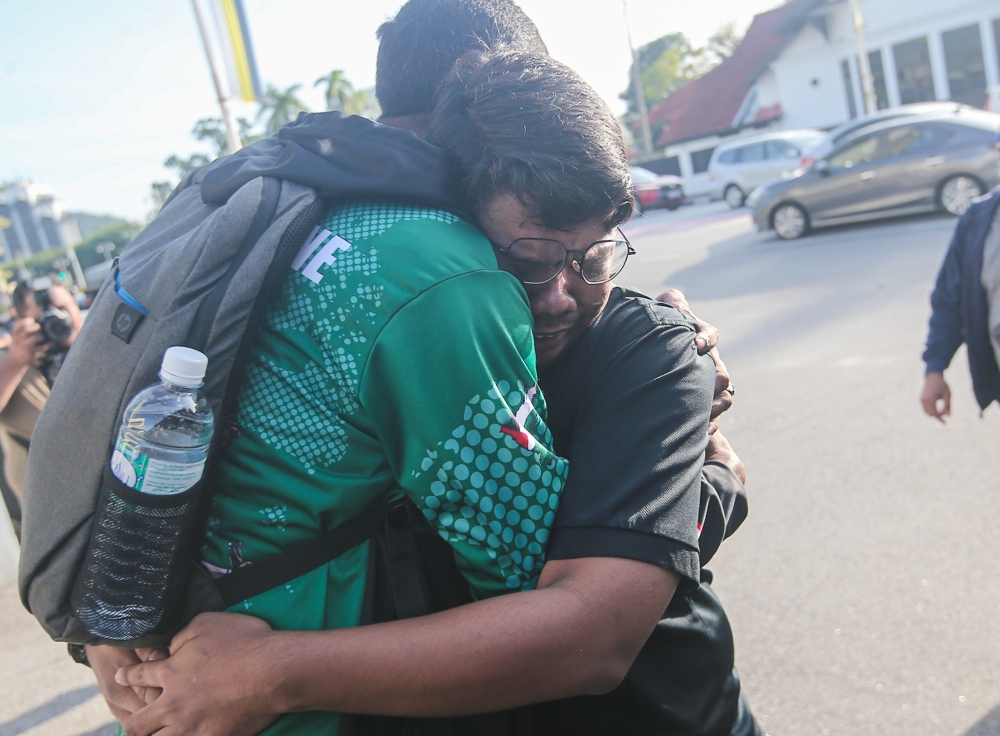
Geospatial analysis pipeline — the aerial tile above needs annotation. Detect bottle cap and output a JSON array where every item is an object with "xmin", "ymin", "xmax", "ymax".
[{"xmin": 160, "ymin": 346, "xmax": 208, "ymax": 387}]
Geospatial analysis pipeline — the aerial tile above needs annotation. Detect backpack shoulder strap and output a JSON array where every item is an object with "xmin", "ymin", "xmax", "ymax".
[{"xmin": 212, "ymin": 498, "xmax": 421, "ymax": 608}]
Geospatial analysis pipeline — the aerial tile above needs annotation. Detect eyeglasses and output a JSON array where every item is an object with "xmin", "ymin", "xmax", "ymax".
[{"xmin": 492, "ymin": 230, "xmax": 635, "ymax": 285}]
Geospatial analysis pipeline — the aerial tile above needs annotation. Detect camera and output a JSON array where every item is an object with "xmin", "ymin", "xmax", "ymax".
[{"xmin": 30, "ymin": 277, "xmax": 74, "ymax": 344}]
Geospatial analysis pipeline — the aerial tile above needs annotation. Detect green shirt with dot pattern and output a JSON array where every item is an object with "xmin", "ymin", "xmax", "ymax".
[{"xmin": 200, "ymin": 200, "xmax": 569, "ymax": 735}]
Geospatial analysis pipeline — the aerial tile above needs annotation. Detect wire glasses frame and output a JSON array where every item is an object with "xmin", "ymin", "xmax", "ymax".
[{"xmin": 492, "ymin": 229, "xmax": 635, "ymax": 286}]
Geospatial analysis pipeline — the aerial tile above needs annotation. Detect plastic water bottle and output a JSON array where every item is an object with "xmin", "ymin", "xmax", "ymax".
[
  {"xmin": 110, "ymin": 347, "xmax": 214, "ymax": 493},
  {"xmin": 72, "ymin": 347, "xmax": 214, "ymax": 641}
]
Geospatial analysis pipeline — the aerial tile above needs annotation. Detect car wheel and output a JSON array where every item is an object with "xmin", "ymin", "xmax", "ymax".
[
  {"xmin": 938, "ymin": 175, "xmax": 983, "ymax": 216},
  {"xmin": 724, "ymin": 184, "xmax": 745, "ymax": 209},
  {"xmin": 772, "ymin": 203, "xmax": 809, "ymax": 240}
]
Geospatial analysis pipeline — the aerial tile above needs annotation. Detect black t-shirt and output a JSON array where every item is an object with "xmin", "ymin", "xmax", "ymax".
[
  {"xmin": 533, "ymin": 288, "xmax": 749, "ymax": 736},
  {"xmin": 538, "ymin": 287, "xmax": 715, "ymax": 588}
]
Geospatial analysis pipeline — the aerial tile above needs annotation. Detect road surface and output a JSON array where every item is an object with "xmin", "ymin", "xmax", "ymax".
[{"xmin": 1, "ymin": 201, "xmax": 997, "ymax": 736}]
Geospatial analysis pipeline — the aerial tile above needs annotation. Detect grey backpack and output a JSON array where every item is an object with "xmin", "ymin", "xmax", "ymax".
[{"xmin": 18, "ymin": 173, "xmax": 325, "ymax": 645}]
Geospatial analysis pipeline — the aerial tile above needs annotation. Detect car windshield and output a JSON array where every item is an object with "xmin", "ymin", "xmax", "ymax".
[
  {"xmin": 630, "ymin": 167, "xmax": 658, "ymax": 183},
  {"xmin": 830, "ymin": 115, "xmax": 903, "ymax": 144}
]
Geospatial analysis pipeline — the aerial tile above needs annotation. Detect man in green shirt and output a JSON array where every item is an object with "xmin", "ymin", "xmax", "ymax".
[
  {"xmin": 96, "ymin": 6, "xmax": 746, "ymax": 736},
  {"xmin": 92, "ymin": 4, "xmax": 686, "ymax": 735}
]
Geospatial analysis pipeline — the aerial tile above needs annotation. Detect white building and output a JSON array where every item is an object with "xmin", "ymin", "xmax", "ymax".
[
  {"xmin": 0, "ymin": 180, "xmax": 82, "ymax": 262},
  {"xmin": 637, "ymin": 0, "xmax": 1000, "ymax": 196}
]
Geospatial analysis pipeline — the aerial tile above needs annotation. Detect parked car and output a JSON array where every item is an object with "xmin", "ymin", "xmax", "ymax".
[
  {"xmin": 707, "ymin": 129, "xmax": 828, "ymax": 208},
  {"xmin": 802, "ymin": 101, "xmax": 970, "ymax": 166},
  {"xmin": 630, "ymin": 166, "xmax": 685, "ymax": 213},
  {"xmin": 748, "ymin": 109, "xmax": 1000, "ymax": 240}
]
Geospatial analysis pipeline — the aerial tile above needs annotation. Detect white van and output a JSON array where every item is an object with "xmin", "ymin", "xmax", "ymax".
[{"xmin": 707, "ymin": 129, "xmax": 827, "ymax": 208}]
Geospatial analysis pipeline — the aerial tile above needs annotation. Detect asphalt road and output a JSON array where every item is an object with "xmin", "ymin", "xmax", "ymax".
[
  {"xmin": 0, "ymin": 200, "xmax": 997, "ymax": 736},
  {"xmin": 622, "ymin": 202, "xmax": 1000, "ymax": 736}
]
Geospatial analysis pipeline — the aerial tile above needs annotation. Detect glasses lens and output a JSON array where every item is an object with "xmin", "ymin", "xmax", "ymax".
[
  {"xmin": 580, "ymin": 240, "xmax": 630, "ymax": 284},
  {"xmin": 505, "ymin": 239, "xmax": 566, "ymax": 284}
]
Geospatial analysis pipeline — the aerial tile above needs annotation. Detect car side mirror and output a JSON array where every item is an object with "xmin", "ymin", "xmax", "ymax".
[{"xmin": 814, "ymin": 160, "xmax": 830, "ymax": 175}]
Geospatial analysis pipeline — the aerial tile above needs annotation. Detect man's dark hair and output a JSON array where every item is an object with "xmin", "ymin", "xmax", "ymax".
[
  {"xmin": 427, "ymin": 49, "xmax": 634, "ymax": 230},
  {"xmin": 376, "ymin": 0, "xmax": 547, "ymax": 117}
]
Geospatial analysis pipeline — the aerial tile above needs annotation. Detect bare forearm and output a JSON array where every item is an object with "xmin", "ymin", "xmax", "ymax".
[
  {"xmin": 270, "ymin": 564, "xmax": 676, "ymax": 717},
  {"xmin": 0, "ymin": 357, "xmax": 30, "ymax": 411}
]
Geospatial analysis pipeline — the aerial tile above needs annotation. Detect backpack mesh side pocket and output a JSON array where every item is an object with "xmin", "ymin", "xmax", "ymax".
[{"xmin": 70, "ymin": 468, "xmax": 203, "ymax": 642}]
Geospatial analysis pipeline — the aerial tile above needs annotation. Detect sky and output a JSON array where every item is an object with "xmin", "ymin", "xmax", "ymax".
[{"xmin": 0, "ymin": 0, "xmax": 783, "ymax": 221}]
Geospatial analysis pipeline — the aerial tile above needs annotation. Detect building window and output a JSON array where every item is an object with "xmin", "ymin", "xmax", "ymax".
[
  {"xmin": 841, "ymin": 60, "xmax": 858, "ymax": 118},
  {"xmin": 690, "ymin": 148, "xmax": 716, "ymax": 174},
  {"xmin": 942, "ymin": 24, "xmax": 987, "ymax": 107},
  {"xmin": 867, "ymin": 50, "xmax": 890, "ymax": 110},
  {"xmin": 893, "ymin": 37, "xmax": 936, "ymax": 104}
]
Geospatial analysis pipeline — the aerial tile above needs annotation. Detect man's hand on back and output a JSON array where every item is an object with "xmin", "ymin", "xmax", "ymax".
[
  {"xmin": 656, "ymin": 289, "xmax": 733, "ymax": 429},
  {"xmin": 921, "ymin": 372, "xmax": 951, "ymax": 422},
  {"xmin": 656, "ymin": 288, "xmax": 718, "ymax": 353}
]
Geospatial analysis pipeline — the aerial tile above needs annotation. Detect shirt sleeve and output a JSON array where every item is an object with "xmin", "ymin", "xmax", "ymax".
[
  {"xmin": 361, "ymin": 270, "xmax": 569, "ymax": 600},
  {"xmin": 545, "ymin": 311, "xmax": 714, "ymax": 590},
  {"xmin": 697, "ymin": 461, "xmax": 748, "ymax": 566},
  {"xmin": 923, "ymin": 216, "xmax": 969, "ymax": 374}
]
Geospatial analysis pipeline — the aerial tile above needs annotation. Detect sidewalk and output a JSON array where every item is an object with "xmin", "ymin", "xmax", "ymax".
[{"xmin": 0, "ymin": 582, "xmax": 116, "ymax": 736}]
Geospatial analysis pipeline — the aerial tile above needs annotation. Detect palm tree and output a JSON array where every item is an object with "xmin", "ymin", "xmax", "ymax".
[
  {"xmin": 314, "ymin": 69, "xmax": 355, "ymax": 112},
  {"xmin": 257, "ymin": 84, "xmax": 309, "ymax": 137},
  {"xmin": 342, "ymin": 87, "xmax": 381, "ymax": 119}
]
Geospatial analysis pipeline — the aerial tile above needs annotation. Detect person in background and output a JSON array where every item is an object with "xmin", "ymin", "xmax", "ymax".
[
  {"xmin": 921, "ymin": 132, "xmax": 1000, "ymax": 420},
  {"xmin": 0, "ymin": 280, "xmax": 82, "ymax": 534}
]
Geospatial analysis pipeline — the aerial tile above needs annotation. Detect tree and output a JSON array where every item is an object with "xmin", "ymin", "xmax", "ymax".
[
  {"xmin": 620, "ymin": 33, "xmax": 700, "ymax": 119},
  {"xmin": 707, "ymin": 22, "xmax": 742, "ymax": 61},
  {"xmin": 315, "ymin": 69, "xmax": 355, "ymax": 112},
  {"xmin": 149, "ymin": 181, "xmax": 174, "ymax": 219},
  {"xmin": 191, "ymin": 117, "xmax": 262, "ymax": 157},
  {"xmin": 343, "ymin": 87, "xmax": 380, "ymax": 119},
  {"xmin": 315, "ymin": 70, "xmax": 381, "ymax": 119},
  {"xmin": 163, "ymin": 152, "xmax": 213, "ymax": 180},
  {"xmin": 257, "ymin": 84, "xmax": 309, "ymax": 137},
  {"xmin": 619, "ymin": 24, "xmax": 745, "ymax": 126}
]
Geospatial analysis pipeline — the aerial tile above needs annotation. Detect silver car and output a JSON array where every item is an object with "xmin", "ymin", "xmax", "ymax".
[
  {"xmin": 707, "ymin": 129, "xmax": 828, "ymax": 208},
  {"xmin": 749, "ymin": 109, "xmax": 1000, "ymax": 240},
  {"xmin": 802, "ymin": 102, "xmax": 970, "ymax": 165}
]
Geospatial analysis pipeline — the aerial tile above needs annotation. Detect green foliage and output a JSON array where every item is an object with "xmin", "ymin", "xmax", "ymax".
[
  {"xmin": 0, "ymin": 221, "xmax": 139, "ymax": 282},
  {"xmin": 315, "ymin": 69, "xmax": 381, "ymax": 119},
  {"xmin": 163, "ymin": 152, "xmax": 214, "ymax": 180},
  {"xmin": 315, "ymin": 69, "xmax": 355, "ymax": 112},
  {"xmin": 74, "ymin": 221, "xmax": 141, "ymax": 269},
  {"xmin": 149, "ymin": 69, "xmax": 372, "ymax": 219},
  {"xmin": 191, "ymin": 116, "xmax": 262, "ymax": 158},
  {"xmin": 257, "ymin": 84, "xmax": 310, "ymax": 137},
  {"xmin": 68, "ymin": 212, "xmax": 130, "ymax": 240},
  {"xmin": 620, "ymin": 24, "xmax": 744, "ymax": 122}
]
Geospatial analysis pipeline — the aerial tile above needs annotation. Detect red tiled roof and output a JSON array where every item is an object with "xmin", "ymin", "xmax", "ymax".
[{"xmin": 642, "ymin": 0, "xmax": 804, "ymax": 148}]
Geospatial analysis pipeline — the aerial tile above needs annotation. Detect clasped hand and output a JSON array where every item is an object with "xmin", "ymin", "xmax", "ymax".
[{"xmin": 92, "ymin": 612, "xmax": 281, "ymax": 736}]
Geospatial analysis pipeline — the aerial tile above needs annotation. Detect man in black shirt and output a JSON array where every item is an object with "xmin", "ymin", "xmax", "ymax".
[
  {"xmin": 464, "ymin": 120, "xmax": 760, "ymax": 733},
  {"xmin": 531, "ymin": 286, "xmax": 758, "ymax": 736}
]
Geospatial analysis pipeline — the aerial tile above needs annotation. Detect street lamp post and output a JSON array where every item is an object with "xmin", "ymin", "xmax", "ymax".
[
  {"xmin": 849, "ymin": 0, "xmax": 879, "ymax": 116},
  {"xmin": 191, "ymin": 0, "xmax": 243, "ymax": 154},
  {"xmin": 624, "ymin": 1, "xmax": 654, "ymax": 159}
]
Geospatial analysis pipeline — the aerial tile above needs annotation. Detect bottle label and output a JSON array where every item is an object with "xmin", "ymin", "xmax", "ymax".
[{"xmin": 111, "ymin": 439, "xmax": 205, "ymax": 495}]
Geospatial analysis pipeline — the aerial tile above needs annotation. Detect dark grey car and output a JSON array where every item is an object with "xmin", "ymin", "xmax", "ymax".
[{"xmin": 750, "ymin": 109, "xmax": 1000, "ymax": 240}]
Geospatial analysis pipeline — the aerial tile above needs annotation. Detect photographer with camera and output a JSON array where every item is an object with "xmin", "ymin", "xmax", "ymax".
[{"xmin": 0, "ymin": 279, "xmax": 81, "ymax": 529}]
